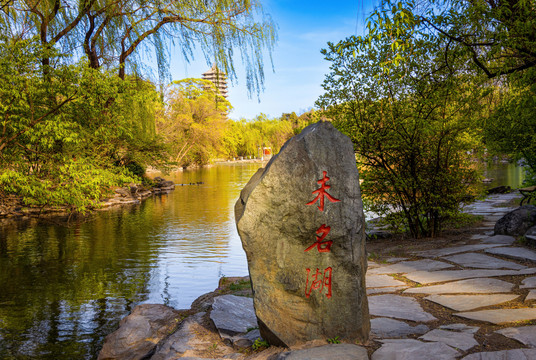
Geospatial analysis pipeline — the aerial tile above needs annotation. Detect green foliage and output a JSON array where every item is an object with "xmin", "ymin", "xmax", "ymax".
[
  {"xmin": 327, "ymin": 336, "xmax": 341, "ymax": 344},
  {"xmin": 318, "ymin": 34, "xmax": 483, "ymax": 238},
  {"xmin": 0, "ymin": 37, "xmax": 164, "ymax": 212},
  {"xmin": 1, "ymin": 0, "xmax": 276, "ymax": 94},
  {"xmin": 252, "ymin": 338, "xmax": 269, "ymax": 351},
  {"xmin": 157, "ymin": 79, "xmax": 232, "ymax": 167},
  {"xmin": 222, "ymin": 114, "xmax": 296, "ymax": 159},
  {"xmin": 0, "ymin": 159, "xmax": 136, "ymax": 213}
]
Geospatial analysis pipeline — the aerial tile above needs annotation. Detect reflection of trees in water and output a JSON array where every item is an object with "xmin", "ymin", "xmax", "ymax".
[{"xmin": 0, "ymin": 163, "xmax": 261, "ymax": 358}]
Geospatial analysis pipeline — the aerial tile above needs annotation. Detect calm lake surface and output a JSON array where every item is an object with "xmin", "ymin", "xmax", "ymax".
[
  {"xmin": 0, "ymin": 161, "xmax": 526, "ymax": 359},
  {"xmin": 0, "ymin": 163, "xmax": 260, "ymax": 359}
]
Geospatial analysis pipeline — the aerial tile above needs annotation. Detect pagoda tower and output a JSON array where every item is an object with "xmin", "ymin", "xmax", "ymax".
[{"xmin": 202, "ymin": 64, "xmax": 228, "ymax": 98}]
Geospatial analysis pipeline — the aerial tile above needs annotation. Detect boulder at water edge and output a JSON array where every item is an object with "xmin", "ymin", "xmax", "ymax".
[{"xmin": 235, "ymin": 121, "xmax": 370, "ymax": 347}]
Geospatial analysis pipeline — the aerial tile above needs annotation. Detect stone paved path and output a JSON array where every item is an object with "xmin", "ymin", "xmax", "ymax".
[{"xmin": 368, "ymin": 192, "xmax": 536, "ymax": 359}]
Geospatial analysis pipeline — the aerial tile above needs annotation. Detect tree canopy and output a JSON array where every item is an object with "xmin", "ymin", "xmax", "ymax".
[{"xmin": 1, "ymin": 0, "xmax": 277, "ymax": 93}]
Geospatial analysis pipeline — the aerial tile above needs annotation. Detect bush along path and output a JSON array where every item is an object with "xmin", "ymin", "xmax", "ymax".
[{"xmin": 98, "ymin": 192, "xmax": 536, "ymax": 360}]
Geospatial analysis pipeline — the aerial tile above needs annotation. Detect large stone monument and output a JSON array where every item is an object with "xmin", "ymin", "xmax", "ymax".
[{"xmin": 235, "ymin": 121, "xmax": 370, "ymax": 347}]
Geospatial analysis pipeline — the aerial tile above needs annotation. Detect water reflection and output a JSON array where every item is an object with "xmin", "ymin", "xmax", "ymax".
[
  {"xmin": 484, "ymin": 162, "xmax": 526, "ymax": 189},
  {"xmin": 0, "ymin": 162, "xmax": 261, "ymax": 359}
]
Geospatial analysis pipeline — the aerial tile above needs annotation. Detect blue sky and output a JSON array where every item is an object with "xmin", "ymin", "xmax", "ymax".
[{"xmin": 168, "ymin": 1, "xmax": 376, "ymax": 120}]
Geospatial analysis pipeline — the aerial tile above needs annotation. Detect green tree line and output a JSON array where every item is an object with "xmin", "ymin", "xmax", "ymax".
[
  {"xmin": 0, "ymin": 0, "xmax": 277, "ymax": 212},
  {"xmin": 317, "ymin": 0, "xmax": 536, "ymax": 237}
]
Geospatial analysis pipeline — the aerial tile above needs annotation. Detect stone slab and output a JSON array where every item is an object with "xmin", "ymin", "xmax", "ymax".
[
  {"xmin": 419, "ymin": 329, "xmax": 478, "ymax": 351},
  {"xmin": 366, "ymin": 274, "xmax": 407, "ymax": 288},
  {"xmin": 210, "ymin": 295, "xmax": 257, "ymax": 336},
  {"xmin": 461, "ymin": 349, "xmax": 536, "ymax": 359},
  {"xmin": 485, "ymin": 247, "xmax": 536, "ymax": 262},
  {"xmin": 444, "ymin": 253, "xmax": 526, "ymax": 270},
  {"xmin": 367, "ymin": 259, "xmax": 454, "ymax": 275},
  {"xmin": 368, "ymin": 294, "xmax": 436, "ymax": 322},
  {"xmin": 405, "ymin": 278, "xmax": 514, "ymax": 295},
  {"xmin": 439, "ymin": 324, "xmax": 479, "ymax": 334},
  {"xmin": 496, "ymin": 325, "xmax": 536, "ymax": 348},
  {"xmin": 371, "ymin": 339, "xmax": 460, "ymax": 360},
  {"xmin": 386, "ymin": 257, "xmax": 408, "ymax": 263},
  {"xmin": 481, "ymin": 235, "xmax": 516, "ymax": 245},
  {"xmin": 424, "ymin": 294, "xmax": 519, "ymax": 311},
  {"xmin": 527, "ymin": 290, "xmax": 536, "ymax": 301},
  {"xmin": 370, "ymin": 318, "xmax": 429, "ymax": 338},
  {"xmin": 454, "ymin": 308, "xmax": 536, "ymax": 324},
  {"xmin": 404, "ymin": 268, "xmax": 536, "ymax": 284},
  {"xmin": 414, "ymin": 244, "xmax": 502, "ymax": 258},
  {"xmin": 276, "ymin": 344, "xmax": 369, "ymax": 360},
  {"xmin": 521, "ymin": 276, "xmax": 536, "ymax": 289},
  {"xmin": 367, "ymin": 286, "xmax": 409, "ymax": 295}
]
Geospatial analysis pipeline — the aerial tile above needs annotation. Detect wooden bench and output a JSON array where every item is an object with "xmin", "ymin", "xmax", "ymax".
[{"xmin": 519, "ymin": 186, "xmax": 536, "ymax": 205}]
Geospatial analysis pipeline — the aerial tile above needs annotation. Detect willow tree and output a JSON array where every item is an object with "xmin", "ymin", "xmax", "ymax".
[{"xmin": 0, "ymin": 0, "xmax": 276, "ymax": 93}]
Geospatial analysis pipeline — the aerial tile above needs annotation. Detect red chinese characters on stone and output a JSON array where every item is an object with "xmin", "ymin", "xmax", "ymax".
[
  {"xmin": 304, "ymin": 224, "xmax": 332, "ymax": 253},
  {"xmin": 305, "ymin": 267, "xmax": 332, "ymax": 299},
  {"xmin": 306, "ymin": 171, "xmax": 340, "ymax": 211}
]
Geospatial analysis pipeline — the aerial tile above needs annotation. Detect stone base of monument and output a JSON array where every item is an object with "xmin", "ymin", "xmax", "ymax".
[{"xmin": 97, "ymin": 276, "xmax": 370, "ymax": 360}]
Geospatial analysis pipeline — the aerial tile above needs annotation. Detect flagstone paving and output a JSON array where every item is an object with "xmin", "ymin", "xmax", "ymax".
[
  {"xmin": 424, "ymin": 294, "xmax": 519, "ymax": 311},
  {"xmin": 412, "ymin": 244, "xmax": 503, "ymax": 258},
  {"xmin": 368, "ymin": 294, "xmax": 437, "ymax": 322},
  {"xmin": 404, "ymin": 268, "xmax": 536, "ymax": 284},
  {"xmin": 370, "ymin": 318, "xmax": 429, "ymax": 338},
  {"xmin": 443, "ymin": 252, "xmax": 526, "ymax": 270},
  {"xmin": 365, "ymin": 192, "xmax": 536, "ymax": 359},
  {"xmin": 419, "ymin": 329, "xmax": 478, "ymax": 351},
  {"xmin": 481, "ymin": 235, "xmax": 516, "ymax": 245},
  {"xmin": 521, "ymin": 276, "xmax": 536, "ymax": 288},
  {"xmin": 404, "ymin": 278, "xmax": 514, "ymax": 294},
  {"xmin": 496, "ymin": 325, "xmax": 536, "ymax": 348},
  {"xmin": 454, "ymin": 308, "xmax": 536, "ymax": 324},
  {"xmin": 367, "ymin": 259, "xmax": 454, "ymax": 275},
  {"xmin": 485, "ymin": 246, "xmax": 536, "ymax": 262},
  {"xmin": 461, "ymin": 349, "xmax": 536, "ymax": 359}
]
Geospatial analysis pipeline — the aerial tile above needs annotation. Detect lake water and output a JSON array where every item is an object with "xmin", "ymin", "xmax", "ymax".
[
  {"xmin": 0, "ymin": 162, "xmax": 260, "ymax": 359},
  {"xmin": 0, "ymin": 161, "xmax": 526, "ymax": 359}
]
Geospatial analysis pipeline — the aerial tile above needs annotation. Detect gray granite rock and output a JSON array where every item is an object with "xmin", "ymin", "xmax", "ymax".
[
  {"xmin": 386, "ymin": 257, "xmax": 408, "ymax": 263},
  {"xmin": 98, "ymin": 304, "xmax": 181, "ymax": 360},
  {"xmin": 371, "ymin": 339, "xmax": 460, "ymax": 360},
  {"xmin": 481, "ymin": 235, "xmax": 516, "ymax": 245},
  {"xmin": 366, "ymin": 274, "xmax": 407, "ymax": 288},
  {"xmin": 367, "ymin": 286, "xmax": 409, "ymax": 295},
  {"xmin": 419, "ymin": 329, "xmax": 478, "ymax": 351},
  {"xmin": 405, "ymin": 278, "xmax": 514, "ymax": 294},
  {"xmin": 439, "ymin": 324, "xmax": 479, "ymax": 334},
  {"xmin": 454, "ymin": 308, "xmax": 536, "ymax": 324},
  {"xmin": 276, "ymin": 344, "xmax": 369, "ymax": 360},
  {"xmin": 443, "ymin": 253, "xmax": 526, "ymax": 270},
  {"xmin": 494, "ymin": 205, "xmax": 536, "ymax": 236},
  {"xmin": 461, "ymin": 349, "xmax": 536, "ymax": 359},
  {"xmin": 210, "ymin": 295, "xmax": 257, "ymax": 336},
  {"xmin": 485, "ymin": 247, "xmax": 536, "ymax": 262},
  {"xmin": 413, "ymin": 244, "xmax": 502, "ymax": 258},
  {"xmin": 424, "ymin": 294, "xmax": 519, "ymax": 311},
  {"xmin": 235, "ymin": 121, "xmax": 369, "ymax": 346},
  {"xmin": 404, "ymin": 268, "xmax": 536, "ymax": 284},
  {"xmin": 370, "ymin": 318, "xmax": 429, "ymax": 338},
  {"xmin": 527, "ymin": 290, "xmax": 536, "ymax": 301},
  {"xmin": 151, "ymin": 312, "xmax": 206, "ymax": 360},
  {"xmin": 367, "ymin": 259, "xmax": 454, "ymax": 275},
  {"xmin": 368, "ymin": 294, "xmax": 436, "ymax": 322},
  {"xmin": 521, "ymin": 276, "xmax": 536, "ymax": 288},
  {"xmin": 496, "ymin": 325, "xmax": 536, "ymax": 348}
]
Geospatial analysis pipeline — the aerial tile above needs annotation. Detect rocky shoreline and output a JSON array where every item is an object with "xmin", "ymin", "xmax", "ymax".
[
  {"xmin": 0, "ymin": 176, "xmax": 176, "ymax": 220},
  {"xmin": 98, "ymin": 192, "xmax": 536, "ymax": 360}
]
